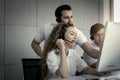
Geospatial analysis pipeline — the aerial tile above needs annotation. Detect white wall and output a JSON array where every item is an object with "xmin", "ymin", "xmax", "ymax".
[
  {"xmin": 0, "ymin": 0, "xmax": 105, "ymax": 80},
  {"xmin": 99, "ymin": 0, "xmax": 111, "ymax": 24},
  {"xmin": 113, "ymin": 0, "xmax": 120, "ymax": 22}
]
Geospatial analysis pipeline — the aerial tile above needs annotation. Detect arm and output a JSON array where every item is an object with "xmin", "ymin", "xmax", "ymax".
[
  {"xmin": 83, "ymin": 67, "xmax": 98, "ymax": 75},
  {"xmin": 56, "ymin": 39, "xmax": 68, "ymax": 78},
  {"xmin": 56, "ymin": 48, "xmax": 68, "ymax": 78},
  {"xmin": 90, "ymin": 63, "xmax": 97, "ymax": 68},
  {"xmin": 31, "ymin": 38, "xmax": 43, "ymax": 57},
  {"xmin": 81, "ymin": 42, "xmax": 99, "ymax": 59},
  {"xmin": 31, "ymin": 24, "xmax": 46, "ymax": 58},
  {"xmin": 83, "ymin": 67, "xmax": 111, "ymax": 76},
  {"xmin": 75, "ymin": 28, "xmax": 99, "ymax": 59}
]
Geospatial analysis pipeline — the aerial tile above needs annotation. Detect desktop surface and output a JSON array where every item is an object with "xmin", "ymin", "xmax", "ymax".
[
  {"xmin": 48, "ymin": 70, "xmax": 120, "ymax": 80},
  {"xmin": 82, "ymin": 70, "xmax": 120, "ymax": 80},
  {"xmin": 48, "ymin": 76, "xmax": 86, "ymax": 80}
]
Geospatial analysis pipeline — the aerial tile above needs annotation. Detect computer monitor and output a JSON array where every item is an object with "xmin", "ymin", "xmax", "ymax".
[{"xmin": 96, "ymin": 21, "xmax": 120, "ymax": 72}]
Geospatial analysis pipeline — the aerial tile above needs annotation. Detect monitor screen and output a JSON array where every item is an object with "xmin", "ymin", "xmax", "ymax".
[{"xmin": 96, "ymin": 21, "xmax": 120, "ymax": 72}]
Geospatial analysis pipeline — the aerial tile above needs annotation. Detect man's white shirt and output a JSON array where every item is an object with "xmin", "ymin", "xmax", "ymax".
[
  {"xmin": 83, "ymin": 42, "xmax": 99, "ymax": 66},
  {"xmin": 34, "ymin": 23, "xmax": 87, "ymax": 46}
]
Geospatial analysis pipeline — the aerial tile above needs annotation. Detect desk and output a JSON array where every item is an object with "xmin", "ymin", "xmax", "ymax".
[
  {"xmin": 48, "ymin": 76, "xmax": 86, "ymax": 80},
  {"xmin": 81, "ymin": 70, "xmax": 120, "ymax": 80},
  {"xmin": 49, "ymin": 70, "xmax": 120, "ymax": 80}
]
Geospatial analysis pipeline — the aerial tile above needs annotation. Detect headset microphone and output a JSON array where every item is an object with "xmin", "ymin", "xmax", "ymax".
[{"xmin": 65, "ymin": 39, "xmax": 73, "ymax": 43}]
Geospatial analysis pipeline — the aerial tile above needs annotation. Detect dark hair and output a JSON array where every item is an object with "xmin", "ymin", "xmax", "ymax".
[
  {"xmin": 55, "ymin": 4, "xmax": 72, "ymax": 23},
  {"xmin": 90, "ymin": 23, "xmax": 104, "ymax": 40}
]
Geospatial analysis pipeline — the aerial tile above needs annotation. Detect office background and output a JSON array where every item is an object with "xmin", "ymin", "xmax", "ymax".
[{"xmin": 0, "ymin": 0, "xmax": 111, "ymax": 80}]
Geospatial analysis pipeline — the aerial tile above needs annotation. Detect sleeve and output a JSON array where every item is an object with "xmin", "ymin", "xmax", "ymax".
[
  {"xmin": 47, "ymin": 50, "xmax": 59, "ymax": 74},
  {"xmin": 75, "ymin": 28, "xmax": 88, "ymax": 46},
  {"xmin": 77, "ymin": 56, "xmax": 88, "ymax": 72},
  {"xmin": 83, "ymin": 43, "xmax": 98, "ymax": 66},
  {"xmin": 34, "ymin": 25, "xmax": 45, "ymax": 43},
  {"xmin": 83, "ymin": 51, "xmax": 97, "ymax": 66},
  {"xmin": 83, "ymin": 51, "xmax": 90, "ymax": 65}
]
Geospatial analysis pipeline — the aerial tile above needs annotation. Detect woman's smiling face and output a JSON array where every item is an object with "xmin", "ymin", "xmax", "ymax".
[{"xmin": 64, "ymin": 27, "xmax": 77, "ymax": 48}]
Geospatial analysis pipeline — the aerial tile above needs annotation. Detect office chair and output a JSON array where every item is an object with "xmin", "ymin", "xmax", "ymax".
[{"xmin": 22, "ymin": 58, "xmax": 41, "ymax": 80}]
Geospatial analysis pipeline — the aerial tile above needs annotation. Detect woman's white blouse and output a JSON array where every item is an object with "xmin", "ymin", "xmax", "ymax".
[{"xmin": 46, "ymin": 49, "xmax": 88, "ymax": 79}]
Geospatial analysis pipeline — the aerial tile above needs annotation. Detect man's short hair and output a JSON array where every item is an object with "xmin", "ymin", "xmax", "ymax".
[
  {"xmin": 90, "ymin": 23, "xmax": 104, "ymax": 40},
  {"xmin": 55, "ymin": 4, "xmax": 72, "ymax": 23}
]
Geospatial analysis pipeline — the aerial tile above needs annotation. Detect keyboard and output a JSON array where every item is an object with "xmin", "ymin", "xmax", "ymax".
[
  {"xmin": 82, "ymin": 73, "xmax": 120, "ymax": 80},
  {"xmin": 81, "ymin": 70, "xmax": 120, "ymax": 80},
  {"xmin": 100, "ymin": 75, "xmax": 120, "ymax": 80}
]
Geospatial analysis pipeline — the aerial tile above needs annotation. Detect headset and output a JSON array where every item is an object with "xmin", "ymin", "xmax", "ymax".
[
  {"xmin": 60, "ymin": 26, "xmax": 65, "ymax": 40},
  {"xmin": 56, "ymin": 17, "xmax": 61, "ymax": 23}
]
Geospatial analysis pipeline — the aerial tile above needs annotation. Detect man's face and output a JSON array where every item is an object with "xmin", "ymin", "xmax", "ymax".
[
  {"xmin": 60, "ymin": 10, "xmax": 73, "ymax": 24},
  {"xmin": 93, "ymin": 28, "xmax": 104, "ymax": 46}
]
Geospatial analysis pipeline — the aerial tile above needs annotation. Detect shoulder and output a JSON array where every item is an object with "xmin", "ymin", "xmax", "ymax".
[
  {"xmin": 43, "ymin": 23, "xmax": 57, "ymax": 33},
  {"xmin": 75, "ymin": 27, "xmax": 83, "ymax": 34},
  {"xmin": 44, "ymin": 23, "xmax": 57, "ymax": 28},
  {"xmin": 75, "ymin": 27, "xmax": 88, "ymax": 46},
  {"xmin": 47, "ymin": 49, "xmax": 59, "ymax": 58},
  {"xmin": 91, "ymin": 42, "xmax": 100, "ymax": 50}
]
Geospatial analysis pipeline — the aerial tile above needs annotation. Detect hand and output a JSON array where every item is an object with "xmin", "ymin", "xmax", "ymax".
[
  {"xmin": 90, "ymin": 63, "xmax": 97, "ymax": 68},
  {"xmin": 56, "ymin": 39, "xmax": 66, "ymax": 50},
  {"xmin": 96, "ymin": 71, "xmax": 112, "ymax": 76}
]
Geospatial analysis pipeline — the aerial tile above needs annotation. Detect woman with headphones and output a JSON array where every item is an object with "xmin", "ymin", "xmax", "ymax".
[{"xmin": 42, "ymin": 23, "xmax": 110, "ymax": 79}]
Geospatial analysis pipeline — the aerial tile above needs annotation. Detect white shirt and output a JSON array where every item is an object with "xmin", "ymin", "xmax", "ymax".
[
  {"xmin": 83, "ymin": 42, "xmax": 99, "ymax": 66},
  {"xmin": 46, "ymin": 49, "xmax": 88, "ymax": 79},
  {"xmin": 34, "ymin": 23, "xmax": 87, "ymax": 46}
]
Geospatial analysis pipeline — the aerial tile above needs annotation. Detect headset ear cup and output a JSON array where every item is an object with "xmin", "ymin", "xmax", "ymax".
[
  {"xmin": 60, "ymin": 33, "xmax": 64, "ymax": 40},
  {"xmin": 56, "ymin": 18, "xmax": 59, "ymax": 23},
  {"xmin": 61, "ymin": 29, "xmax": 65, "ymax": 40},
  {"xmin": 56, "ymin": 17, "xmax": 61, "ymax": 23},
  {"xmin": 59, "ymin": 27, "xmax": 64, "ymax": 39}
]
